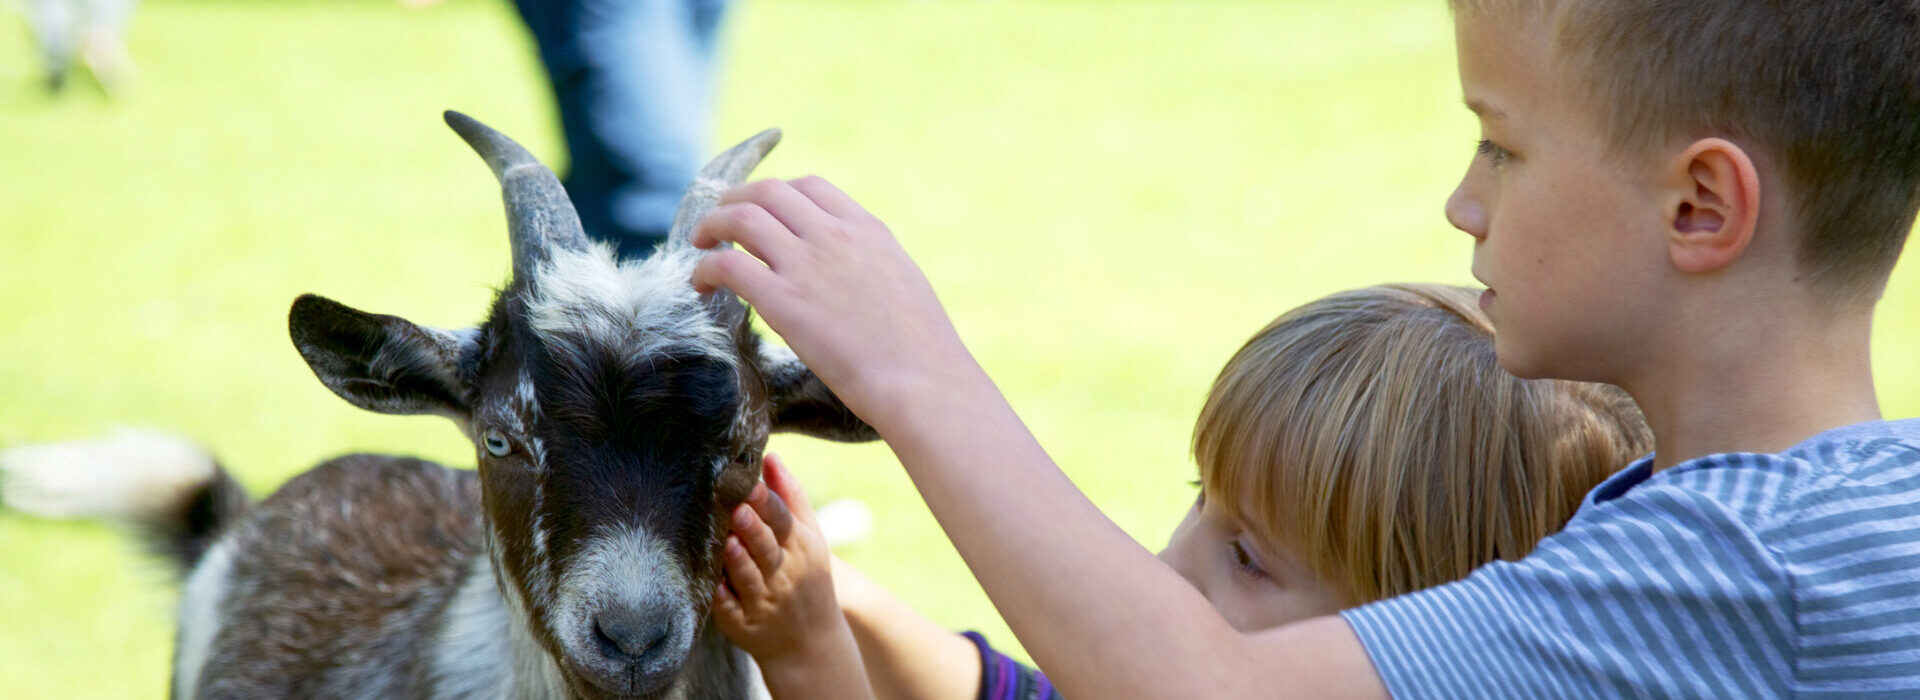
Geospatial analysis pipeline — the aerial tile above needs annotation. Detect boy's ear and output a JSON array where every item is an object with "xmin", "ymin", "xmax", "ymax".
[{"xmin": 1664, "ymin": 138, "xmax": 1762, "ymax": 274}]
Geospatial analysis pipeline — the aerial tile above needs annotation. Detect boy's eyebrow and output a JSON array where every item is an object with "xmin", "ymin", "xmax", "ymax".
[{"xmin": 1464, "ymin": 97, "xmax": 1507, "ymax": 121}]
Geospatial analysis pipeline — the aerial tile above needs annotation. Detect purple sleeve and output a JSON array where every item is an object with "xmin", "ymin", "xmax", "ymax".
[{"xmin": 962, "ymin": 631, "xmax": 1064, "ymax": 700}]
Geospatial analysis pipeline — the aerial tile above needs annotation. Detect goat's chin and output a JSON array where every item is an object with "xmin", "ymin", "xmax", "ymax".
[{"xmin": 561, "ymin": 663, "xmax": 687, "ymax": 700}]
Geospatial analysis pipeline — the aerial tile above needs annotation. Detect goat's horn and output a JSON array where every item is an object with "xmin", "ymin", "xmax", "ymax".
[
  {"xmin": 665, "ymin": 128, "xmax": 783, "ymax": 248},
  {"xmin": 443, "ymin": 110, "xmax": 589, "ymax": 277}
]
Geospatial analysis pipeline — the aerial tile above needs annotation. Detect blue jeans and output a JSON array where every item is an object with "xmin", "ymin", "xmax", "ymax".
[{"xmin": 512, "ymin": 0, "xmax": 731, "ymax": 260}]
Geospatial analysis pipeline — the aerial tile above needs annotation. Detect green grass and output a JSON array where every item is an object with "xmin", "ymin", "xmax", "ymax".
[{"xmin": 3, "ymin": 0, "xmax": 1918, "ymax": 696}]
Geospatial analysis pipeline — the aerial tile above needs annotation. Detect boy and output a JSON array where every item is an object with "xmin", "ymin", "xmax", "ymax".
[{"xmin": 691, "ymin": 0, "xmax": 1920, "ymax": 696}]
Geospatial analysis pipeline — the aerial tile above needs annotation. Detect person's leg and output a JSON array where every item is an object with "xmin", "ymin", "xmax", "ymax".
[
  {"xmin": 512, "ymin": 0, "xmax": 732, "ymax": 260},
  {"xmin": 689, "ymin": 0, "xmax": 729, "ymax": 59},
  {"xmin": 28, "ymin": 0, "xmax": 77, "ymax": 91},
  {"xmin": 80, "ymin": 0, "xmax": 138, "ymax": 96}
]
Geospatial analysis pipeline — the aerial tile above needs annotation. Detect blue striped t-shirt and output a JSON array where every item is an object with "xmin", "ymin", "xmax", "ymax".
[{"xmin": 1342, "ymin": 418, "xmax": 1920, "ymax": 698}]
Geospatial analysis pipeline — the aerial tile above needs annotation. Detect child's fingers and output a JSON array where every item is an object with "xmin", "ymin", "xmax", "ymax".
[
  {"xmin": 722, "ymin": 534, "xmax": 769, "ymax": 603},
  {"xmin": 691, "ymin": 247, "xmax": 777, "ymax": 299},
  {"xmin": 745, "ymin": 480, "xmax": 794, "ymax": 543},
  {"xmin": 722, "ymin": 179, "xmax": 838, "ymax": 241},
  {"xmin": 763, "ymin": 453, "xmax": 820, "ymax": 528},
  {"xmin": 700, "ymin": 201, "xmax": 803, "ymax": 267},
  {"xmin": 787, "ymin": 175, "xmax": 872, "ymax": 222},
  {"xmin": 712, "ymin": 581, "xmax": 743, "ymax": 626},
  {"xmin": 735, "ymin": 503, "xmax": 785, "ymax": 580}
]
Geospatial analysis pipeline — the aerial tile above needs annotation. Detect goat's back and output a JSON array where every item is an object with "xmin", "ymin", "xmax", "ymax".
[{"xmin": 180, "ymin": 454, "xmax": 483, "ymax": 699}]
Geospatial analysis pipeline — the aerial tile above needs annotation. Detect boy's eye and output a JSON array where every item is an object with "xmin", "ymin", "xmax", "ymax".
[
  {"xmin": 1190, "ymin": 478, "xmax": 1205, "ymax": 510},
  {"xmin": 1230, "ymin": 539, "xmax": 1266, "ymax": 579},
  {"xmin": 1476, "ymin": 138, "xmax": 1512, "ymax": 166}
]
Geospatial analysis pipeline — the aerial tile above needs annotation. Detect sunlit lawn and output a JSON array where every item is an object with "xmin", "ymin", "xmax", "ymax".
[{"xmin": 3, "ymin": 0, "xmax": 1918, "ymax": 696}]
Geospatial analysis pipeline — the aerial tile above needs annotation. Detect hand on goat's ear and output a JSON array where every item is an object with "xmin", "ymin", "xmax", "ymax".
[
  {"xmin": 289, "ymin": 294, "xmax": 477, "ymax": 420},
  {"xmin": 757, "ymin": 345, "xmax": 880, "ymax": 443}
]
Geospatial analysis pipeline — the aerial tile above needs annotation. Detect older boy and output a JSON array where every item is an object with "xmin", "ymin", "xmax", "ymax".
[{"xmin": 691, "ymin": 0, "xmax": 1920, "ymax": 696}]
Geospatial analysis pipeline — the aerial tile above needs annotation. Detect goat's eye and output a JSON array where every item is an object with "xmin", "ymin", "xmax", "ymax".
[
  {"xmin": 735, "ymin": 448, "xmax": 753, "ymax": 464},
  {"xmin": 483, "ymin": 430, "xmax": 513, "ymax": 458}
]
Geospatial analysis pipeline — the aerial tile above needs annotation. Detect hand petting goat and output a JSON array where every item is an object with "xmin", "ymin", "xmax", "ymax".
[{"xmin": 713, "ymin": 454, "xmax": 877, "ymax": 700}]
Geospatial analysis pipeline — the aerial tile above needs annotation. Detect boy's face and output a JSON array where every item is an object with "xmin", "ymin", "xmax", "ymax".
[
  {"xmin": 1447, "ymin": 10, "xmax": 1670, "ymax": 381},
  {"xmin": 1157, "ymin": 490, "xmax": 1343, "ymax": 632}
]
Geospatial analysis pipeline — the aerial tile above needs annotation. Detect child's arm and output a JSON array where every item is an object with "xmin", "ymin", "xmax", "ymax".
[
  {"xmin": 711, "ymin": 454, "xmax": 875, "ymax": 700},
  {"xmin": 830, "ymin": 556, "xmax": 982, "ymax": 700},
  {"xmin": 692, "ymin": 178, "xmax": 1388, "ymax": 699}
]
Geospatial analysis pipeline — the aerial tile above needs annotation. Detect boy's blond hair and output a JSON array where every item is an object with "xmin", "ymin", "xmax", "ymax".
[
  {"xmin": 1451, "ymin": 0, "xmax": 1920, "ymax": 302},
  {"xmin": 1192, "ymin": 284, "xmax": 1650, "ymax": 604}
]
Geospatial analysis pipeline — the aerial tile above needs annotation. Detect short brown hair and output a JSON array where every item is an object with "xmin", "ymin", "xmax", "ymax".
[
  {"xmin": 1455, "ymin": 0, "xmax": 1920, "ymax": 301},
  {"xmin": 1192, "ymin": 284, "xmax": 1650, "ymax": 604}
]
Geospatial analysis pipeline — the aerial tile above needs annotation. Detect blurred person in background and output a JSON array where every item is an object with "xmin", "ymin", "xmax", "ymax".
[
  {"xmin": 25, "ymin": 0, "xmax": 138, "ymax": 96},
  {"xmin": 511, "ymin": 0, "xmax": 732, "ymax": 260}
]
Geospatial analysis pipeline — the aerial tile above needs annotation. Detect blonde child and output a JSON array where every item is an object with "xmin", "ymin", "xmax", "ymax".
[
  {"xmin": 711, "ymin": 284, "xmax": 1651, "ymax": 698},
  {"xmin": 688, "ymin": 2, "xmax": 1920, "ymax": 695}
]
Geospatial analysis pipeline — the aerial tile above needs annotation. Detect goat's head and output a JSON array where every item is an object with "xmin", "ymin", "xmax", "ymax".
[{"xmin": 287, "ymin": 112, "xmax": 877, "ymax": 698}]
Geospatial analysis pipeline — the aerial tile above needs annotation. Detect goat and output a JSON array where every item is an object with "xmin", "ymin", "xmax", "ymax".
[{"xmin": 0, "ymin": 112, "xmax": 878, "ymax": 699}]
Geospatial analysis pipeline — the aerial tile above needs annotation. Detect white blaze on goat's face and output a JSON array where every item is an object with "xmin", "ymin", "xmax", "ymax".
[{"xmin": 526, "ymin": 243, "xmax": 736, "ymax": 367}]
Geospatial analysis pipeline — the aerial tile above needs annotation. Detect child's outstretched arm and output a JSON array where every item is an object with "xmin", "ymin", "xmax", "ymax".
[
  {"xmin": 832, "ymin": 556, "xmax": 985, "ymax": 700},
  {"xmin": 692, "ymin": 178, "xmax": 1387, "ymax": 699},
  {"xmin": 712, "ymin": 454, "xmax": 875, "ymax": 700}
]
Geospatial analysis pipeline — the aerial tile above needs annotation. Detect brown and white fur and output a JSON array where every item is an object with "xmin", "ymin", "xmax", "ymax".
[{"xmin": 0, "ymin": 113, "xmax": 877, "ymax": 699}]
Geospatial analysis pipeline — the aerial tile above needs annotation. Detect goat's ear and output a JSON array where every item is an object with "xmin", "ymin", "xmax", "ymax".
[
  {"xmin": 289, "ymin": 294, "xmax": 476, "ymax": 419},
  {"xmin": 757, "ymin": 345, "xmax": 879, "ymax": 443}
]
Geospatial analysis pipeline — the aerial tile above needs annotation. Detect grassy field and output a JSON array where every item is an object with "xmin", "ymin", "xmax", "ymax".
[{"xmin": 3, "ymin": 0, "xmax": 1918, "ymax": 696}]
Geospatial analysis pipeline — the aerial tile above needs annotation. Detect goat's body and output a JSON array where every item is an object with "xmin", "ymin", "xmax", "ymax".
[
  {"xmin": 178, "ymin": 454, "xmax": 480, "ymax": 698},
  {"xmin": 174, "ymin": 454, "xmax": 764, "ymax": 699}
]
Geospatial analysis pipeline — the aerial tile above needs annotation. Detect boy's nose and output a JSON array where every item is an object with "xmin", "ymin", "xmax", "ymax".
[{"xmin": 1446, "ymin": 185, "xmax": 1488, "ymax": 240}]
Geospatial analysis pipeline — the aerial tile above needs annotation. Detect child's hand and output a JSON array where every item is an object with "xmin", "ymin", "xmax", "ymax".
[
  {"xmin": 712, "ymin": 454, "xmax": 872, "ymax": 698},
  {"xmin": 690, "ymin": 177, "xmax": 980, "ymax": 425}
]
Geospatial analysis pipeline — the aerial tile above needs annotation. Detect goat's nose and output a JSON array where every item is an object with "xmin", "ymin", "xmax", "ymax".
[{"xmin": 593, "ymin": 607, "xmax": 672, "ymax": 662}]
